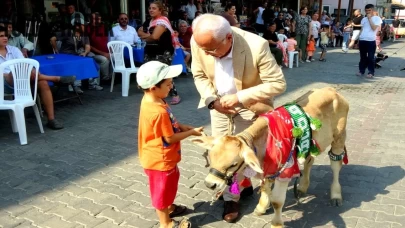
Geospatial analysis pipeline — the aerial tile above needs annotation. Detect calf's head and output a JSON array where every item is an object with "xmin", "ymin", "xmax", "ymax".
[{"xmin": 192, "ymin": 135, "xmax": 263, "ymax": 194}]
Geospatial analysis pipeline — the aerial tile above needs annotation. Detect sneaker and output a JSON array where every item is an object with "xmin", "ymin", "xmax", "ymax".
[
  {"xmin": 59, "ymin": 76, "xmax": 76, "ymax": 84},
  {"xmin": 88, "ymin": 84, "xmax": 104, "ymax": 91},
  {"xmin": 319, "ymin": 59, "xmax": 326, "ymax": 62},
  {"xmin": 306, "ymin": 60, "xmax": 311, "ymax": 63},
  {"xmin": 47, "ymin": 119, "xmax": 64, "ymax": 130},
  {"xmin": 73, "ymin": 86, "xmax": 84, "ymax": 94},
  {"xmin": 311, "ymin": 58, "xmax": 315, "ymax": 61},
  {"xmin": 299, "ymin": 60, "xmax": 305, "ymax": 63},
  {"xmin": 356, "ymin": 72, "xmax": 364, "ymax": 77}
]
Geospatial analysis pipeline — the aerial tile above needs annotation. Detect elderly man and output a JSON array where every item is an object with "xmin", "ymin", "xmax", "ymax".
[
  {"xmin": 0, "ymin": 26, "xmax": 75, "ymax": 129},
  {"xmin": 191, "ymin": 14, "xmax": 286, "ymax": 223},
  {"xmin": 177, "ymin": 20, "xmax": 192, "ymax": 52},
  {"xmin": 5, "ymin": 23, "xmax": 34, "ymax": 57}
]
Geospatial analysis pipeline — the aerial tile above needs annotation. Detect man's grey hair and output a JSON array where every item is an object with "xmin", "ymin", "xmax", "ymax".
[
  {"xmin": 192, "ymin": 14, "xmax": 232, "ymax": 41},
  {"xmin": 178, "ymin": 20, "xmax": 189, "ymax": 27}
]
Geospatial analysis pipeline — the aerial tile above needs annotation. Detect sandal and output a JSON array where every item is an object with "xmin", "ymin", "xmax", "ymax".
[
  {"xmin": 170, "ymin": 96, "xmax": 181, "ymax": 105},
  {"xmin": 169, "ymin": 204, "xmax": 188, "ymax": 218},
  {"xmin": 366, "ymin": 74, "xmax": 374, "ymax": 78},
  {"xmin": 171, "ymin": 219, "xmax": 191, "ymax": 228}
]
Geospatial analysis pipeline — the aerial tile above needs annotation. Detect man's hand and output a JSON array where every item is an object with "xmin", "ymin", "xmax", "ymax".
[
  {"xmin": 213, "ymin": 100, "xmax": 237, "ymax": 114},
  {"xmin": 21, "ymin": 48, "xmax": 28, "ymax": 58},
  {"xmin": 79, "ymin": 53, "xmax": 87, "ymax": 57},
  {"xmin": 367, "ymin": 13, "xmax": 372, "ymax": 19},
  {"xmin": 102, "ymin": 52, "xmax": 110, "ymax": 60},
  {"xmin": 220, "ymin": 94, "xmax": 240, "ymax": 108}
]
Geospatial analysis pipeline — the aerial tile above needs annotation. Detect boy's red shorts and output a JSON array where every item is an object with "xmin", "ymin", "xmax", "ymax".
[{"xmin": 144, "ymin": 166, "xmax": 179, "ymax": 210}]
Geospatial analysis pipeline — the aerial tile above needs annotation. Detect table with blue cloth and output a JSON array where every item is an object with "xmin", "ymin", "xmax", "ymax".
[
  {"xmin": 31, "ymin": 54, "xmax": 99, "ymax": 104},
  {"xmin": 31, "ymin": 54, "xmax": 99, "ymax": 80},
  {"xmin": 124, "ymin": 47, "xmax": 187, "ymax": 73}
]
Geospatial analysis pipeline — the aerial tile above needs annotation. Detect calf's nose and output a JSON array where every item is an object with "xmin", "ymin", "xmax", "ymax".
[{"xmin": 205, "ymin": 181, "xmax": 217, "ymax": 190}]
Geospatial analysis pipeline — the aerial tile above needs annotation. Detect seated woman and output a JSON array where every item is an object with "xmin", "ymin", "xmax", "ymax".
[
  {"xmin": 263, "ymin": 23, "xmax": 283, "ymax": 66},
  {"xmin": 137, "ymin": 1, "xmax": 181, "ymax": 105}
]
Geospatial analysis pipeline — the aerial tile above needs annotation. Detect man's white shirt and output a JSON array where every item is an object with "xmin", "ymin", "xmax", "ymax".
[
  {"xmin": 0, "ymin": 45, "xmax": 24, "ymax": 74},
  {"xmin": 110, "ymin": 25, "xmax": 140, "ymax": 45},
  {"xmin": 359, "ymin": 16, "xmax": 382, "ymax": 41},
  {"xmin": 214, "ymin": 43, "xmax": 237, "ymax": 97}
]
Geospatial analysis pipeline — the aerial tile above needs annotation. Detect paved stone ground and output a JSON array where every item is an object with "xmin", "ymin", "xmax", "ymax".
[{"xmin": 1, "ymin": 40, "xmax": 405, "ymax": 228}]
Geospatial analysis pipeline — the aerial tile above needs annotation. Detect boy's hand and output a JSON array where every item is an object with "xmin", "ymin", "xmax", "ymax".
[
  {"xmin": 179, "ymin": 124, "xmax": 193, "ymax": 132},
  {"xmin": 190, "ymin": 127, "xmax": 204, "ymax": 136}
]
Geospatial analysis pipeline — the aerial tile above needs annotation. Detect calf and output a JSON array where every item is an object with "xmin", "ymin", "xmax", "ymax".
[{"xmin": 192, "ymin": 87, "xmax": 349, "ymax": 227}]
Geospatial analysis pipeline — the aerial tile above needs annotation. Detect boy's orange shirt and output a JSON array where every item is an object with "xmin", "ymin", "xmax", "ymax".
[{"xmin": 138, "ymin": 98, "xmax": 181, "ymax": 171}]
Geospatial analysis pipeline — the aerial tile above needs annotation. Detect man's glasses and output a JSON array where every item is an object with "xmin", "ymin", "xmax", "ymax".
[
  {"xmin": 198, "ymin": 37, "xmax": 226, "ymax": 54},
  {"xmin": 119, "ymin": 18, "xmax": 128, "ymax": 21}
]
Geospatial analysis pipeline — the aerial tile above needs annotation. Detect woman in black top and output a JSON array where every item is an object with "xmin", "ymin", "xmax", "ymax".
[
  {"xmin": 138, "ymin": 1, "xmax": 181, "ymax": 105},
  {"xmin": 263, "ymin": 22, "xmax": 283, "ymax": 66}
]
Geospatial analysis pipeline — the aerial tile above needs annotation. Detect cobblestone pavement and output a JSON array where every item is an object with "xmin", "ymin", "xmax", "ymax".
[{"xmin": 1, "ymin": 40, "xmax": 405, "ymax": 228}]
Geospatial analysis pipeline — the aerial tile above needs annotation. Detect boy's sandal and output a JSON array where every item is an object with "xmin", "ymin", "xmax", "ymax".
[
  {"xmin": 172, "ymin": 219, "xmax": 191, "ymax": 228},
  {"xmin": 170, "ymin": 96, "xmax": 182, "ymax": 105},
  {"xmin": 169, "ymin": 204, "xmax": 188, "ymax": 218}
]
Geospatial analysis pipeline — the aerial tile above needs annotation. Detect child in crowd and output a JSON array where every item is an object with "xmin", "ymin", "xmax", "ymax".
[
  {"xmin": 277, "ymin": 28, "xmax": 289, "ymax": 50},
  {"xmin": 287, "ymin": 32, "xmax": 302, "ymax": 60},
  {"xmin": 173, "ymin": 29, "xmax": 191, "ymax": 72},
  {"xmin": 277, "ymin": 28, "xmax": 288, "ymax": 50},
  {"xmin": 306, "ymin": 35, "xmax": 316, "ymax": 62},
  {"xmin": 137, "ymin": 61, "xmax": 204, "ymax": 228},
  {"xmin": 319, "ymin": 25, "xmax": 330, "ymax": 62},
  {"xmin": 342, "ymin": 18, "xmax": 353, "ymax": 53}
]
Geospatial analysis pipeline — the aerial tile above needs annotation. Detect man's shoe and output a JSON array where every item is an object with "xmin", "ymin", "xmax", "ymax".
[
  {"xmin": 47, "ymin": 119, "xmax": 64, "ymax": 130},
  {"xmin": 59, "ymin": 76, "xmax": 76, "ymax": 84},
  {"xmin": 223, "ymin": 201, "xmax": 239, "ymax": 223},
  {"xmin": 400, "ymin": 67, "xmax": 405, "ymax": 71},
  {"xmin": 240, "ymin": 186, "xmax": 254, "ymax": 198}
]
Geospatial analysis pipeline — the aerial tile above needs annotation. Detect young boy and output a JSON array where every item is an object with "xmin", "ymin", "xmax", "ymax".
[
  {"xmin": 137, "ymin": 61, "xmax": 203, "ymax": 228},
  {"xmin": 319, "ymin": 25, "xmax": 330, "ymax": 62}
]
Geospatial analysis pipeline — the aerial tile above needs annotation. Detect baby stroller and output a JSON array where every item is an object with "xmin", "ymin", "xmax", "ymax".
[{"xmin": 375, "ymin": 53, "xmax": 388, "ymax": 69}]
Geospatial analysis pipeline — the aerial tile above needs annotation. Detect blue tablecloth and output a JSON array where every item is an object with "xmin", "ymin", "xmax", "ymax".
[
  {"xmin": 124, "ymin": 47, "xmax": 187, "ymax": 73},
  {"xmin": 31, "ymin": 54, "xmax": 99, "ymax": 80}
]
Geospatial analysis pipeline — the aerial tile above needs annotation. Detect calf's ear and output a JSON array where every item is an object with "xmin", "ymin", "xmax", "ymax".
[
  {"xmin": 242, "ymin": 148, "xmax": 264, "ymax": 174},
  {"xmin": 191, "ymin": 136, "xmax": 215, "ymax": 150}
]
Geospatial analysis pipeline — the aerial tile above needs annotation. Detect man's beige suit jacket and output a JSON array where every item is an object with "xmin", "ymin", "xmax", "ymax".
[{"xmin": 191, "ymin": 27, "xmax": 286, "ymax": 110}]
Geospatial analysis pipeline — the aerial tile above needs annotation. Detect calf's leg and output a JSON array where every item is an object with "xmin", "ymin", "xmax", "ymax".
[
  {"xmin": 270, "ymin": 180, "xmax": 289, "ymax": 228},
  {"xmin": 254, "ymin": 179, "xmax": 272, "ymax": 215},
  {"xmin": 296, "ymin": 156, "xmax": 315, "ymax": 198},
  {"xmin": 329, "ymin": 130, "xmax": 346, "ymax": 206}
]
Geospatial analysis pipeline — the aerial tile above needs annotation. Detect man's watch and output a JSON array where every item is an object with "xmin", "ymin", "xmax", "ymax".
[{"xmin": 208, "ymin": 100, "xmax": 216, "ymax": 110}]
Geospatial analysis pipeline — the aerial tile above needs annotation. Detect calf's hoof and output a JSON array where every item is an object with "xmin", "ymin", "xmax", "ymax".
[
  {"xmin": 294, "ymin": 189, "xmax": 306, "ymax": 200},
  {"xmin": 330, "ymin": 198, "xmax": 343, "ymax": 207},
  {"xmin": 253, "ymin": 208, "xmax": 266, "ymax": 216}
]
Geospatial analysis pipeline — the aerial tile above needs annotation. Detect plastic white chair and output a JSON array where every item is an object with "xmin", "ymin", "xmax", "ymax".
[
  {"xmin": 288, "ymin": 51, "xmax": 299, "ymax": 69},
  {"xmin": 0, "ymin": 59, "xmax": 44, "ymax": 145},
  {"xmin": 107, "ymin": 41, "xmax": 138, "ymax": 97}
]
